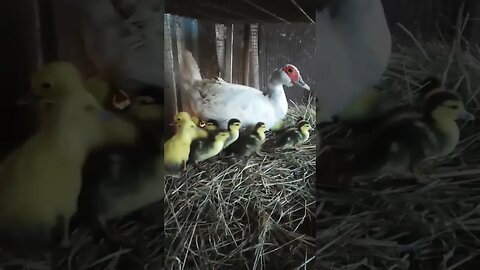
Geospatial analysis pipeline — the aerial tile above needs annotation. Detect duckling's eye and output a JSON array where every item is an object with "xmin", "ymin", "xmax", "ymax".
[
  {"xmin": 449, "ymin": 105, "xmax": 459, "ymax": 110},
  {"xmin": 42, "ymin": 82, "xmax": 51, "ymax": 89}
]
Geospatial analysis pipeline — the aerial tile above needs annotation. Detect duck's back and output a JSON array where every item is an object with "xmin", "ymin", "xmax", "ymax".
[
  {"xmin": 191, "ymin": 80, "xmax": 278, "ymax": 128},
  {"xmin": 316, "ymin": 0, "xmax": 391, "ymax": 121}
]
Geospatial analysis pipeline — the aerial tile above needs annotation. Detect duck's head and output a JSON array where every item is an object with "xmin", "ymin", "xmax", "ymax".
[
  {"xmin": 228, "ymin": 118, "xmax": 242, "ymax": 132},
  {"xmin": 205, "ymin": 120, "xmax": 219, "ymax": 131},
  {"xmin": 424, "ymin": 91, "xmax": 475, "ymax": 122},
  {"xmin": 31, "ymin": 62, "xmax": 84, "ymax": 101},
  {"xmin": 271, "ymin": 64, "xmax": 310, "ymax": 90},
  {"xmin": 215, "ymin": 131, "xmax": 231, "ymax": 142},
  {"xmin": 298, "ymin": 120, "xmax": 314, "ymax": 133},
  {"xmin": 254, "ymin": 122, "xmax": 267, "ymax": 135},
  {"xmin": 173, "ymin": 112, "xmax": 192, "ymax": 124},
  {"xmin": 177, "ymin": 120, "xmax": 198, "ymax": 134}
]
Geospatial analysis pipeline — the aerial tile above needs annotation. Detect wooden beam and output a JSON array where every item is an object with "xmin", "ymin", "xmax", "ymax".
[
  {"xmin": 242, "ymin": 24, "xmax": 251, "ymax": 86},
  {"xmin": 225, "ymin": 24, "xmax": 234, "ymax": 82}
]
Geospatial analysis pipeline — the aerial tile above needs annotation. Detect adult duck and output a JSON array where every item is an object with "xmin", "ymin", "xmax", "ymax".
[
  {"xmin": 180, "ymin": 50, "xmax": 310, "ymax": 130},
  {"xmin": 316, "ymin": 0, "xmax": 391, "ymax": 123}
]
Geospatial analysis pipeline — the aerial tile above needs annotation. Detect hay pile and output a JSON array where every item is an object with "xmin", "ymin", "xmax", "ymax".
[
  {"xmin": 317, "ymin": 20, "xmax": 480, "ymax": 269},
  {"xmin": 165, "ymin": 100, "xmax": 316, "ymax": 269},
  {"xmin": 0, "ymin": 203, "xmax": 164, "ymax": 270}
]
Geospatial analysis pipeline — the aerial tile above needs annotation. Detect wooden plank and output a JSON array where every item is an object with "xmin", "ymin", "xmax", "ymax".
[
  {"xmin": 250, "ymin": 24, "xmax": 260, "ymax": 89},
  {"xmin": 242, "ymin": 24, "xmax": 251, "ymax": 86},
  {"xmin": 224, "ymin": 24, "xmax": 234, "ymax": 82},
  {"xmin": 164, "ymin": 15, "xmax": 179, "ymax": 136}
]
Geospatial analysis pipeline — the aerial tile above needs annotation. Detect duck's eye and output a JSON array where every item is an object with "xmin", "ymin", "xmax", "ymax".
[
  {"xmin": 42, "ymin": 82, "xmax": 51, "ymax": 89},
  {"xmin": 449, "ymin": 105, "xmax": 459, "ymax": 110}
]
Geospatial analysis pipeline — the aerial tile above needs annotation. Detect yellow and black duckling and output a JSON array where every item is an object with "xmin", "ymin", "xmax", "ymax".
[
  {"xmin": 164, "ymin": 120, "xmax": 198, "ymax": 172},
  {"xmin": 0, "ymin": 62, "xmax": 137, "ymax": 252},
  {"xmin": 338, "ymin": 77, "xmax": 443, "ymax": 135},
  {"xmin": 273, "ymin": 120, "xmax": 313, "ymax": 150},
  {"xmin": 224, "ymin": 122, "xmax": 267, "ymax": 159},
  {"xmin": 78, "ymin": 95, "xmax": 163, "ymax": 233},
  {"xmin": 223, "ymin": 118, "xmax": 242, "ymax": 149},
  {"xmin": 188, "ymin": 130, "xmax": 231, "ymax": 170},
  {"xmin": 319, "ymin": 89, "xmax": 475, "ymax": 185},
  {"xmin": 205, "ymin": 119, "xmax": 219, "ymax": 132}
]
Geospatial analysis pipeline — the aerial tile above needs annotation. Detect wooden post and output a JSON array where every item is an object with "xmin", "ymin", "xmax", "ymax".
[
  {"xmin": 250, "ymin": 24, "xmax": 260, "ymax": 90},
  {"xmin": 242, "ymin": 24, "xmax": 251, "ymax": 86},
  {"xmin": 225, "ymin": 24, "xmax": 234, "ymax": 83},
  {"xmin": 164, "ymin": 15, "xmax": 179, "ymax": 136}
]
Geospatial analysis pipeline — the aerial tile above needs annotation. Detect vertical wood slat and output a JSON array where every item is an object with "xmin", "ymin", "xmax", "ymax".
[
  {"xmin": 242, "ymin": 24, "xmax": 251, "ymax": 87},
  {"xmin": 224, "ymin": 24, "xmax": 234, "ymax": 82},
  {"xmin": 164, "ymin": 15, "xmax": 179, "ymax": 136},
  {"xmin": 250, "ymin": 24, "xmax": 260, "ymax": 90}
]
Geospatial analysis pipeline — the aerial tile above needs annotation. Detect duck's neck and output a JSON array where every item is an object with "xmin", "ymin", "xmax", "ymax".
[
  {"xmin": 299, "ymin": 128, "xmax": 310, "ymax": 141},
  {"xmin": 266, "ymin": 80, "xmax": 289, "ymax": 117}
]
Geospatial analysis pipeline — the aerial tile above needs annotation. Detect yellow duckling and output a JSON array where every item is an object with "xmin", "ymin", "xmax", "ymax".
[
  {"xmin": 164, "ymin": 120, "xmax": 198, "ymax": 172},
  {"xmin": 174, "ymin": 111, "xmax": 208, "ymax": 139},
  {"xmin": 224, "ymin": 122, "xmax": 267, "ymax": 159},
  {"xmin": 189, "ymin": 130, "xmax": 231, "ymax": 170},
  {"xmin": 0, "ymin": 62, "xmax": 136, "ymax": 252}
]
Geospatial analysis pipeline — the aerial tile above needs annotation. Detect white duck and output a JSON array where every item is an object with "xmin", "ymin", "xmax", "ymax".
[
  {"xmin": 316, "ymin": 0, "xmax": 391, "ymax": 123},
  {"xmin": 180, "ymin": 50, "xmax": 310, "ymax": 130}
]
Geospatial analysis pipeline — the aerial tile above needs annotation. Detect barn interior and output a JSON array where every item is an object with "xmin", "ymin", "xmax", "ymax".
[
  {"xmin": 164, "ymin": 0, "xmax": 316, "ymax": 269},
  {"xmin": 317, "ymin": 1, "xmax": 480, "ymax": 269}
]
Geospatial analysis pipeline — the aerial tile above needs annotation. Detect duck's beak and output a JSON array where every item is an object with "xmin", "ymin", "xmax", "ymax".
[
  {"xmin": 295, "ymin": 76, "xmax": 310, "ymax": 91},
  {"xmin": 458, "ymin": 110, "xmax": 475, "ymax": 121},
  {"xmin": 169, "ymin": 122, "xmax": 176, "ymax": 126}
]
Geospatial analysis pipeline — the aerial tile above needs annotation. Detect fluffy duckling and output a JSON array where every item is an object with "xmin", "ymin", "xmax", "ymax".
[
  {"xmin": 205, "ymin": 119, "xmax": 219, "ymax": 132},
  {"xmin": 274, "ymin": 120, "xmax": 313, "ymax": 149},
  {"xmin": 174, "ymin": 111, "xmax": 208, "ymax": 139},
  {"xmin": 0, "ymin": 62, "xmax": 137, "ymax": 252},
  {"xmin": 320, "ymin": 90, "xmax": 474, "ymax": 184},
  {"xmin": 339, "ymin": 77, "xmax": 445, "ymax": 135},
  {"xmin": 224, "ymin": 122, "xmax": 267, "ymax": 159},
  {"xmin": 223, "ymin": 119, "xmax": 242, "ymax": 149},
  {"xmin": 164, "ymin": 121, "xmax": 198, "ymax": 172},
  {"xmin": 77, "ymin": 102, "xmax": 163, "ymax": 248},
  {"xmin": 189, "ymin": 131, "xmax": 231, "ymax": 170}
]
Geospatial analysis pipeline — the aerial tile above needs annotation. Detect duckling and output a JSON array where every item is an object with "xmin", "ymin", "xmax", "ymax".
[
  {"xmin": 340, "ymin": 77, "xmax": 446, "ymax": 135},
  {"xmin": 274, "ymin": 120, "xmax": 313, "ymax": 150},
  {"xmin": 164, "ymin": 121, "xmax": 198, "ymax": 172},
  {"xmin": 0, "ymin": 62, "xmax": 137, "ymax": 252},
  {"xmin": 174, "ymin": 111, "xmax": 208, "ymax": 139},
  {"xmin": 223, "ymin": 119, "xmax": 242, "ymax": 149},
  {"xmin": 320, "ymin": 90, "xmax": 474, "ymax": 184},
  {"xmin": 189, "ymin": 131, "xmax": 231, "ymax": 170},
  {"xmin": 78, "ymin": 95, "xmax": 163, "ymax": 235},
  {"xmin": 224, "ymin": 122, "xmax": 267, "ymax": 159},
  {"xmin": 205, "ymin": 119, "xmax": 219, "ymax": 132}
]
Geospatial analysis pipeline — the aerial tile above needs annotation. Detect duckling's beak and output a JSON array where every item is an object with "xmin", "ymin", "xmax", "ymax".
[
  {"xmin": 169, "ymin": 122, "xmax": 176, "ymax": 126},
  {"xmin": 458, "ymin": 110, "xmax": 475, "ymax": 121},
  {"xmin": 17, "ymin": 92, "xmax": 42, "ymax": 105},
  {"xmin": 295, "ymin": 76, "xmax": 310, "ymax": 91}
]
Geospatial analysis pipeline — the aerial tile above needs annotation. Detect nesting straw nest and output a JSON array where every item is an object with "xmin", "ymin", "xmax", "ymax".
[
  {"xmin": 165, "ymin": 98, "xmax": 316, "ymax": 269},
  {"xmin": 317, "ymin": 19, "xmax": 480, "ymax": 269}
]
